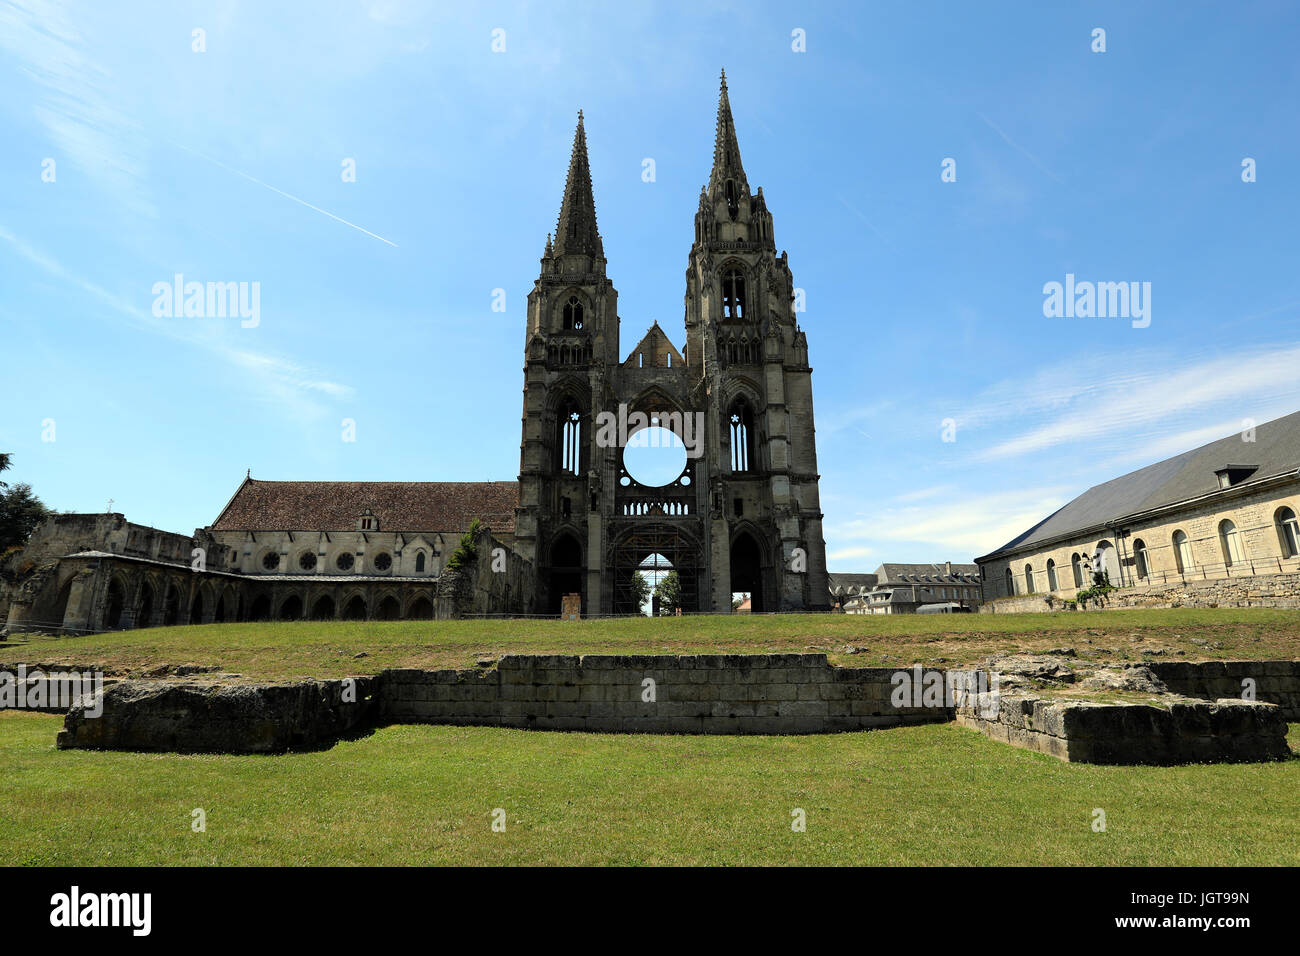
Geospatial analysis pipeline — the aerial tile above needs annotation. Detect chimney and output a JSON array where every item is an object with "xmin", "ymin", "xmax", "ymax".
[{"xmin": 945, "ymin": 561, "xmax": 952, "ymax": 576}]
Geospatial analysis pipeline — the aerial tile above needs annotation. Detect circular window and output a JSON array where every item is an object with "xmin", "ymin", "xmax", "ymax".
[
  {"xmin": 299, "ymin": 551, "xmax": 317, "ymax": 571},
  {"xmin": 623, "ymin": 426, "xmax": 688, "ymax": 487},
  {"xmin": 336, "ymin": 552, "xmax": 355, "ymax": 571},
  {"xmin": 374, "ymin": 552, "xmax": 392, "ymax": 571},
  {"xmin": 262, "ymin": 552, "xmax": 280, "ymax": 571}
]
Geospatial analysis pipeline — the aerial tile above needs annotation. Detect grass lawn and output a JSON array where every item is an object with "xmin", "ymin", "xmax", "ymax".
[
  {"xmin": 3, "ymin": 607, "xmax": 1300, "ymax": 681},
  {"xmin": 4, "ymin": 610, "xmax": 1297, "ymax": 865},
  {"xmin": 2, "ymin": 711, "xmax": 1297, "ymax": 866}
]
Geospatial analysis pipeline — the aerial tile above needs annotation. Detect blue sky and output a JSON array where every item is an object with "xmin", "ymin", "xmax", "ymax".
[{"xmin": 3, "ymin": 0, "xmax": 1300, "ymax": 571}]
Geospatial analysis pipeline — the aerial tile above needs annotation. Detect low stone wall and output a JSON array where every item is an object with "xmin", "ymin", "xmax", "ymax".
[
  {"xmin": 955, "ymin": 689, "xmax": 1289, "ymax": 764},
  {"xmin": 382, "ymin": 654, "xmax": 947, "ymax": 735},
  {"xmin": 980, "ymin": 571, "xmax": 1300, "ymax": 613},
  {"xmin": 57, "ymin": 677, "xmax": 379, "ymax": 753},
  {"xmin": 52, "ymin": 654, "xmax": 950, "ymax": 751},
  {"xmin": 45, "ymin": 654, "xmax": 1300, "ymax": 760},
  {"xmin": 979, "ymin": 595, "xmax": 1052, "ymax": 614},
  {"xmin": 1106, "ymin": 572, "xmax": 1300, "ymax": 610},
  {"xmin": 1144, "ymin": 660, "xmax": 1300, "ymax": 720}
]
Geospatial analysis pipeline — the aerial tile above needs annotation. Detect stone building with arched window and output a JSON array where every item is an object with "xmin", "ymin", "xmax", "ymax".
[{"xmin": 976, "ymin": 410, "xmax": 1300, "ymax": 610}]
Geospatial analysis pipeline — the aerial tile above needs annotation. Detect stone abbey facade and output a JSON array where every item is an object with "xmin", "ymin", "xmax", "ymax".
[
  {"xmin": 1, "ymin": 74, "xmax": 829, "ymax": 633},
  {"xmin": 516, "ymin": 73, "xmax": 829, "ymax": 615}
]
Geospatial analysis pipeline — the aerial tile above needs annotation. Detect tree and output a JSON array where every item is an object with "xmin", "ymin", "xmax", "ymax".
[
  {"xmin": 0, "ymin": 454, "xmax": 50, "ymax": 554},
  {"xmin": 629, "ymin": 571, "xmax": 651, "ymax": 614},
  {"xmin": 654, "ymin": 571, "xmax": 683, "ymax": 615},
  {"xmin": 731, "ymin": 592, "xmax": 749, "ymax": 611}
]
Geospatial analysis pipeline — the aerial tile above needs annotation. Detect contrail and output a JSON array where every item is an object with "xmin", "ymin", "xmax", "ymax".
[
  {"xmin": 168, "ymin": 140, "xmax": 398, "ymax": 247},
  {"xmin": 977, "ymin": 112, "xmax": 1064, "ymax": 185}
]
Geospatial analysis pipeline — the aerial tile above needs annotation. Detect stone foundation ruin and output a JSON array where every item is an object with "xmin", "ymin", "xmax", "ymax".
[{"xmin": 10, "ymin": 653, "xmax": 1292, "ymax": 764}]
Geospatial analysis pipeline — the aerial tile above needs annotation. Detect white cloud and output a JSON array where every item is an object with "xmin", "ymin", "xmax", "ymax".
[
  {"xmin": 828, "ymin": 485, "xmax": 1074, "ymax": 561},
  {"xmin": 965, "ymin": 342, "xmax": 1300, "ymax": 462},
  {"xmin": 0, "ymin": 0, "xmax": 154, "ymax": 215},
  {"xmin": 827, "ymin": 545, "xmax": 874, "ymax": 564},
  {"xmin": 0, "ymin": 226, "xmax": 353, "ymax": 421}
]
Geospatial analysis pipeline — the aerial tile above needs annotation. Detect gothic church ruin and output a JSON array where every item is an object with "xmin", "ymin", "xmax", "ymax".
[{"xmin": 1, "ymin": 74, "xmax": 830, "ymax": 631}]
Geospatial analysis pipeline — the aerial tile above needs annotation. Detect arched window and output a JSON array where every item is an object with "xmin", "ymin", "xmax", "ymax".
[
  {"xmin": 1172, "ymin": 530, "xmax": 1193, "ymax": 574},
  {"xmin": 1094, "ymin": 541, "xmax": 1114, "ymax": 585},
  {"xmin": 1023, "ymin": 563, "xmax": 1034, "ymax": 594},
  {"xmin": 728, "ymin": 399, "xmax": 755, "ymax": 472},
  {"xmin": 1276, "ymin": 507, "xmax": 1300, "ymax": 558},
  {"xmin": 1219, "ymin": 519, "xmax": 1246, "ymax": 566},
  {"xmin": 562, "ymin": 295, "xmax": 583, "ymax": 330},
  {"xmin": 1004, "ymin": 567, "xmax": 1014, "ymax": 596},
  {"xmin": 1046, "ymin": 559, "xmax": 1058, "ymax": 592},
  {"xmin": 724, "ymin": 179, "xmax": 738, "ymax": 220},
  {"xmin": 415, "ymin": 550, "xmax": 426, "ymax": 573},
  {"xmin": 721, "ymin": 268, "xmax": 746, "ymax": 320},
  {"xmin": 1133, "ymin": 538, "xmax": 1149, "ymax": 580},
  {"xmin": 557, "ymin": 397, "xmax": 582, "ymax": 475},
  {"xmin": 1071, "ymin": 553, "xmax": 1083, "ymax": 588}
]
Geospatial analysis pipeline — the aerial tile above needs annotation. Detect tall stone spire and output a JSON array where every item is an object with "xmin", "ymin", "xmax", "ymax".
[
  {"xmin": 708, "ymin": 69, "xmax": 749, "ymax": 201},
  {"xmin": 552, "ymin": 110, "xmax": 604, "ymax": 260}
]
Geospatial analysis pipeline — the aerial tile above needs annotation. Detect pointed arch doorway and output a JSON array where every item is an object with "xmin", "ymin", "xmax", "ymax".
[
  {"xmin": 730, "ymin": 530, "xmax": 767, "ymax": 612},
  {"xmin": 548, "ymin": 532, "xmax": 585, "ymax": 616}
]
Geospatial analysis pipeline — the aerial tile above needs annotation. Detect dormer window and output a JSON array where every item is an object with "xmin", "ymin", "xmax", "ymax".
[
  {"xmin": 1215, "ymin": 464, "xmax": 1258, "ymax": 489},
  {"xmin": 358, "ymin": 510, "xmax": 378, "ymax": 532}
]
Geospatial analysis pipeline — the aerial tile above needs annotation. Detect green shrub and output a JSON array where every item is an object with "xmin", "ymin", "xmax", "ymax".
[{"xmin": 445, "ymin": 518, "xmax": 487, "ymax": 572}]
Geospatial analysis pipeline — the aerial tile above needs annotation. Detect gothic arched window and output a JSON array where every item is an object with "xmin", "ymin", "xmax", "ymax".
[
  {"xmin": 563, "ymin": 296, "xmax": 583, "ymax": 330},
  {"xmin": 724, "ymin": 179, "xmax": 738, "ymax": 220},
  {"xmin": 721, "ymin": 268, "xmax": 746, "ymax": 320},
  {"xmin": 728, "ymin": 399, "xmax": 755, "ymax": 473},
  {"xmin": 557, "ymin": 397, "xmax": 582, "ymax": 475}
]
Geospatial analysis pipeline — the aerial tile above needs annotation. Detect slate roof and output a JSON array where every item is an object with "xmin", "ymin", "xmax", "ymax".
[
  {"xmin": 875, "ymin": 563, "xmax": 980, "ymax": 585},
  {"xmin": 827, "ymin": 572, "xmax": 879, "ymax": 595},
  {"xmin": 979, "ymin": 409, "xmax": 1300, "ymax": 560},
  {"xmin": 210, "ymin": 479, "xmax": 519, "ymax": 533}
]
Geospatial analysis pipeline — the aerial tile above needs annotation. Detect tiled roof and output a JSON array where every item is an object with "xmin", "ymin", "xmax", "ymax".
[
  {"xmin": 210, "ymin": 479, "xmax": 519, "ymax": 533},
  {"xmin": 979, "ymin": 409, "xmax": 1300, "ymax": 560},
  {"xmin": 875, "ymin": 563, "xmax": 979, "ymax": 585}
]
